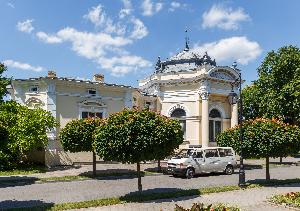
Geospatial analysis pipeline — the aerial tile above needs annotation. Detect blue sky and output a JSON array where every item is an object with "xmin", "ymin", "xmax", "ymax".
[{"xmin": 1, "ymin": 0, "xmax": 300, "ymax": 87}]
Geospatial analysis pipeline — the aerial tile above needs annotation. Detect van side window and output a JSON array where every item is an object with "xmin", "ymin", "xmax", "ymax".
[
  {"xmin": 205, "ymin": 149, "xmax": 219, "ymax": 158},
  {"xmin": 195, "ymin": 151, "xmax": 203, "ymax": 158},
  {"xmin": 218, "ymin": 149, "xmax": 226, "ymax": 157},
  {"xmin": 224, "ymin": 149, "xmax": 233, "ymax": 156}
]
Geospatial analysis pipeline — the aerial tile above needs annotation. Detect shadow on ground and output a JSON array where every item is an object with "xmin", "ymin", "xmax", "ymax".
[
  {"xmin": 120, "ymin": 188, "xmax": 199, "ymax": 203},
  {"xmin": 79, "ymin": 169, "xmax": 146, "ymax": 180},
  {"xmin": 0, "ymin": 176, "xmax": 38, "ymax": 188},
  {"xmin": 248, "ymin": 178, "xmax": 300, "ymax": 187},
  {"xmin": 0, "ymin": 199, "xmax": 54, "ymax": 210}
]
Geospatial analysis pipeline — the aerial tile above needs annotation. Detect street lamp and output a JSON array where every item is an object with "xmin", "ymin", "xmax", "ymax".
[{"xmin": 228, "ymin": 61, "xmax": 246, "ymax": 187}]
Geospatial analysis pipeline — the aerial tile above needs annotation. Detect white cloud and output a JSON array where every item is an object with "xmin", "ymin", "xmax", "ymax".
[
  {"xmin": 192, "ymin": 36, "xmax": 262, "ymax": 65},
  {"xmin": 98, "ymin": 55, "xmax": 151, "ymax": 76},
  {"xmin": 7, "ymin": 2, "xmax": 15, "ymax": 8},
  {"xmin": 130, "ymin": 18, "xmax": 148, "ymax": 39},
  {"xmin": 35, "ymin": 4, "xmax": 151, "ymax": 77},
  {"xmin": 119, "ymin": 0, "xmax": 132, "ymax": 19},
  {"xmin": 83, "ymin": 4, "xmax": 106, "ymax": 27},
  {"xmin": 36, "ymin": 32, "xmax": 62, "ymax": 44},
  {"xmin": 3, "ymin": 59, "xmax": 45, "ymax": 72},
  {"xmin": 83, "ymin": 4, "xmax": 126, "ymax": 36},
  {"xmin": 16, "ymin": 19, "xmax": 34, "ymax": 33},
  {"xmin": 202, "ymin": 4, "xmax": 250, "ymax": 30},
  {"xmin": 169, "ymin": 1, "xmax": 180, "ymax": 12},
  {"xmin": 141, "ymin": 0, "xmax": 163, "ymax": 16}
]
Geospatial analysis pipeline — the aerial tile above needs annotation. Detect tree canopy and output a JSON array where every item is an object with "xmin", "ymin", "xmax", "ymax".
[
  {"xmin": 59, "ymin": 118, "xmax": 103, "ymax": 176},
  {"xmin": 94, "ymin": 109, "xmax": 184, "ymax": 191},
  {"xmin": 242, "ymin": 46, "xmax": 300, "ymax": 125},
  {"xmin": 0, "ymin": 101, "xmax": 57, "ymax": 168},
  {"xmin": 0, "ymin": 63, "xmax": 10, "ymax": 102},
  {"xmin": 59, "ymin": 118, "xmax": 103, "ymax": 153},
  {"xmin": 216, "ymin": 118, "xmax": 300, "ymax": 179}
]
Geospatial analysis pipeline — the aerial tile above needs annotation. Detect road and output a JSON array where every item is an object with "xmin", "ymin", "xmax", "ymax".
[{"xmin": 0, "ymin": 165, "xmax": 300, "ymax": 209}]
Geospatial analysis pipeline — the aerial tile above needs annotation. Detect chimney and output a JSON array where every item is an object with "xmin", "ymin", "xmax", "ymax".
[
  {"xmin": 47, "ymin": 70, "xmax": 56, "ymax": 78},
  {"xmin": 93, "ymin": 74, "xmax": 104, "ymax": 82}
]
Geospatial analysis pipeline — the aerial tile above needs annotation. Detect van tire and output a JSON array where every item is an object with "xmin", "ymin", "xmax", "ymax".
[
  {"xmin": 225, "ymin": 165, "xmax": 234, "ymax": 175},
  {"xmin": 185, "ymin": 168, "xmax": 195, "ymax": 179}
]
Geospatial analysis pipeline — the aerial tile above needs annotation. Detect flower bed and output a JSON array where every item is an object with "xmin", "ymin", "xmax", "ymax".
[
  {"xmin": 269, "ymin": 192, "xmax": 300, "ymax": 209},
  {"xmin": 175, "ymin": 203, "xmax": 240, "ymax": 211}
]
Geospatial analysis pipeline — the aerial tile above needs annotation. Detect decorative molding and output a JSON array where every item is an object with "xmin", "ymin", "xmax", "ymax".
[
  {"xmin": 200, "ymin": 91, "xmax": 209, "ymax": 100},
  {"xmin": 210, "ymin": 71, "xmax": 235, "ymax": 80},
  {"xmin": 166, "ymin": 103, "xmax": 190, "ymax": 117}
]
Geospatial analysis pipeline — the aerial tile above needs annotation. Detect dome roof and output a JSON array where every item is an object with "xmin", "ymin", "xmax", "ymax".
[
  {"xmin": 169, "ymin": 49, "xmax": 200, "ymax": 61},
  {"xmin": 155, "ymin": 48, "xmax": 216, "ymax": 74}
]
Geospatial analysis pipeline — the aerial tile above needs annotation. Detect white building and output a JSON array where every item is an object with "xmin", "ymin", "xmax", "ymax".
[{"xmin": 8, "ymin": 40, "xmax": 240, "ymax": 166}]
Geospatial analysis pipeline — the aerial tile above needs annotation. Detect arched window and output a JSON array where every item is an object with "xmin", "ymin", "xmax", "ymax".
[
  {"xmin": 171, "ymin": 108, "xmax": 186, "ymax": 139},
  {"xmin": 209, "ymin": 109, "xmax": 222, "ymax": 142}
]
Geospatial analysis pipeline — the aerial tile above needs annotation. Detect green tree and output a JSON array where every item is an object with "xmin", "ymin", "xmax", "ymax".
[
  {"xmin": 94, "ymin": 109, "xmax": 184, "ymax": 191},
  {"xmin": 0, "ymin": 63, "xmax": 10, "ymax": 102},
  {"xmin": 59, "ymin": 118, "xmax": 103, "ymax": 177},
  {"xmin": 0, "ymin": 101, "xmax": 57, "ymax": 167},
  {"xmin": 242, "ymin": 46, "xmax": 300, "ymax": 125},
  {"xmin": 216, "ymin": 118, "xmax": 300, "ymax": 180}
]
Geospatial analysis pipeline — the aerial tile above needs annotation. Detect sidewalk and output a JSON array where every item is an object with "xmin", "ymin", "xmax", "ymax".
[{"xmin": 81, "ymin": 184, "xmax": 300, "ymax": 211}]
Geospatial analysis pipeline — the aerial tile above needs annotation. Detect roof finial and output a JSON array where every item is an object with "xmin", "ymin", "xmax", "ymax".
[{"xmin": 185, "ymin": 29, "xmax": 189, "ymax": 51}]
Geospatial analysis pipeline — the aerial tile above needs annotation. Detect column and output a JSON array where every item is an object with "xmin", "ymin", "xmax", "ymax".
[
  {"xmin": 194, "ymin": 95, "xmax": 201, "ymax": 145},
  {"xmin": 231, "ymin": 103, "xmax": 238, "ymax": 127},
  {"xmin": 201, "ymin": 92, "xmax": 209, "ymax": 148}
]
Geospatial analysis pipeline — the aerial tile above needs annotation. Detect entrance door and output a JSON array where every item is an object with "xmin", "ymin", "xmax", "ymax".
[{"xmin": 209, "ymin": 109, "xmax": 222, "ymax": 143}]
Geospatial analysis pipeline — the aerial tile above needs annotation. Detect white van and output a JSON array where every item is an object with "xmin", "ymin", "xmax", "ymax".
[{"xmin": 167, "ymin": 147, "xmax": 237, "ymax": 178}]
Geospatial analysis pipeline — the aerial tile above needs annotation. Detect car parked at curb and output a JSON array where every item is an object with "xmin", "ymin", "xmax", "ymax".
[{"xmin": 167, "ymin": 146, "xmax": 237, "ymax": 179}]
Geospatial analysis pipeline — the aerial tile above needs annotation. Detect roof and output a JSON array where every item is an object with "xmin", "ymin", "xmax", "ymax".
[
  {"xmin": 13, "ymin": 76, "xmax": 136, "ymax": 89},
  {"xmin": 155, "ymin": 48, "xmax": 216, "ymax": 74}
]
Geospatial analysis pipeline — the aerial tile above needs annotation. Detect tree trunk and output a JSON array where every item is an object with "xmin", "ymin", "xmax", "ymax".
[
  {"xmin": 92, "ymin": 151, "xmax": 96, "ymax": 177},
  {"xmin": 279, "ymin": 157, "xmax": 283, "ymax": 163},
  {"xmin": 157, "ymin": 160, "xmax": 161, "ymax": 172},
  {"xmin": 266, "ymin": 156, "xmax": 270, "ymax": 180},
  {"xmin": 137, "ymin": 162, "xmax": 142, "ymax": 192}
]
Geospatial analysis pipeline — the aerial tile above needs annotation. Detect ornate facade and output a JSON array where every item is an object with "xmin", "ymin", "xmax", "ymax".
[
  {"xmin": 8, "ymin": 40, "xmax": 240, "ymax": 166},
  {"xmin": 139, "ymin": 41, "xmax": 240, "ymax": 147}
]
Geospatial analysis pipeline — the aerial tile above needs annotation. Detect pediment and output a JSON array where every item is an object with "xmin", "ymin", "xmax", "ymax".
[
  {"xmin": 208, "ymin": 67, "xmax": 238, "ymax": 81},
  {"xmin": 25, "ymin": 97, "xmax": 45, "ymax": 108}
]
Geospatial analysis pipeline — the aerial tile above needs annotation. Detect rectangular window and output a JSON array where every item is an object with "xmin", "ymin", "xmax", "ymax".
[
  {"xmin": 88, "ymin": 89, "xmax": 96, "ymax": 96},
  {"xmin": 145, "ymin": 101, "xmax": 151, "ymax": 108},
  {"xmin": 82, "ymin": 112, "xmax": 103, "ymax": 119},
  {"xmin": 205, "ymin": 149, "xmax": 219, "ymax": 158},
  {"xmin": 209, "ymin": 120, "xmax": 214, "ymax": 142},
  {"xmin": 29, "ymin": 85, "xmax": 39, "ymax": 92}
]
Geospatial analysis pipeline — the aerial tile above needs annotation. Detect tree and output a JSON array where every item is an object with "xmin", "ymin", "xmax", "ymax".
[
  {"xmin": 0, "ymin": 63, "xmax": 10, "ymax": 102},
  {"xmin": 59, "ymin": 118, "xmax": 103, "ymax": 177},
  {"xmin": 94, "ymin": 109, "xmax": 184, "ymax": 191},
  {"xmin": 0, "ymin": 101, "xmax": 57, "ymax": 168},
  {"xmin": 216, "ymin": 118, "xmax": 300, "ymax": 180},
  {"xmin": 242, "ymin": 46, "xmax": 300, "ymax": 125}
]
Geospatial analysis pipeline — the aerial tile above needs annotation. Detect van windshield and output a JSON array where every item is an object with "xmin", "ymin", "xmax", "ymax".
[{"xmin": 174, "ymin": 149, "xmax": 194, "ymax": 158}]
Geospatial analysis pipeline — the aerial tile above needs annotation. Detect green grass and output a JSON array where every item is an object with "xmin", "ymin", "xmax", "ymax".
[
  {"xmin": 0, "ymin": 171, "xmax": 159, "ymax": 186},
  {"xmin": 0, "ymin": 165, "xmax": 46, "ymax": 176}
]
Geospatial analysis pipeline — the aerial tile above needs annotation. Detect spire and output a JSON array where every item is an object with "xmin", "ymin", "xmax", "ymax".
[{"xmin": 184, "ymin": 29, "xmax": 189, "ymax": 51}]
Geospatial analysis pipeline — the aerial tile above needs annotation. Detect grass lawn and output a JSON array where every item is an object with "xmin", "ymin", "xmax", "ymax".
[{"xmin": 0, "ymin": 165, "xmax": 47, "ymax": 176}]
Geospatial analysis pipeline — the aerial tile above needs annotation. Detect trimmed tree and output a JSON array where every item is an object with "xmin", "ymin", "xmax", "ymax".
[
  {"xmin": 0, "ymin": 101, "xmax": 57, "ymax": 168},
  {"xmin": 59, "ymin": 118, "xmax": 103, "ymax": 177},
  {"xmin": 94, "ymin": 109, "xmax": 184, "ymax": 191},
  {"xmin": 216, "ymin": 118, "xmax": 300, "ymax": 180}
]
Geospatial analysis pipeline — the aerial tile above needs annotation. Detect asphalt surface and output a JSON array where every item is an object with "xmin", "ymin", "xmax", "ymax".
[{"xmin": 1, "ymin": 164, "xmax": 300, "ymax": 209}]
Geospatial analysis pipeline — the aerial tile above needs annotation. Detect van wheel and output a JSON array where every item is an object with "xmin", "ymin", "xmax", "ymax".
[
  {"xmin": 225, "ymin": 165, "xmax": 234, "ymax": 175},
  {"xmin": 185, "ymin": 168, "xmax": 195, "ymax": 179}
]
